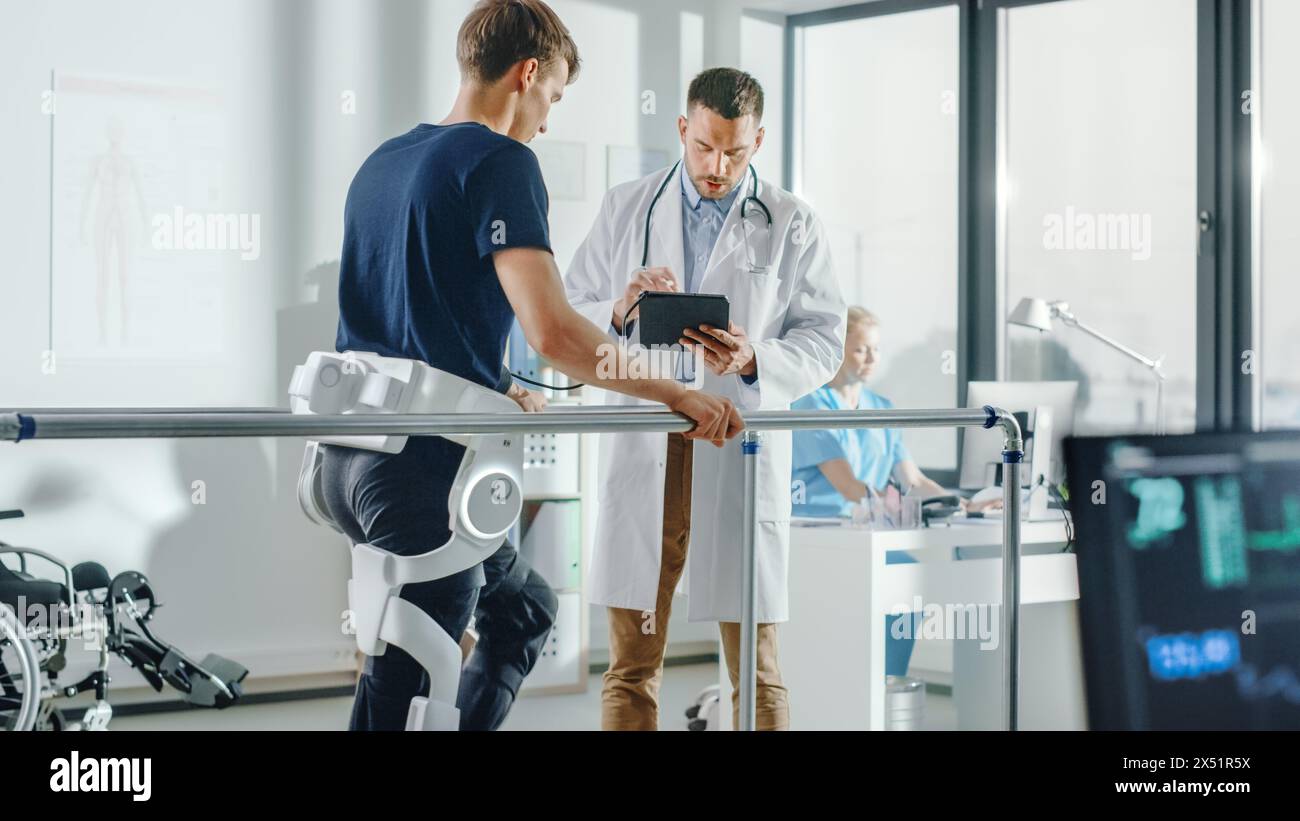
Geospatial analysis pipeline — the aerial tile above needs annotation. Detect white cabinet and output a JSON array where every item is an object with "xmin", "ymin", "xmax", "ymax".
[{"xmin": 517, "ymin": 404, "xmax": 590, "ymax": 694}]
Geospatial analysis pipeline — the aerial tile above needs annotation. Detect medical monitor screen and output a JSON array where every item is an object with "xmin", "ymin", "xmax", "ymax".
[{"xmin": 1064, "ymin": 430, "xmax": 1300, "ymax": 730}]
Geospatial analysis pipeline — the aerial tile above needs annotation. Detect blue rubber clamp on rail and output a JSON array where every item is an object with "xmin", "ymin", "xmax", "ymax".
[
  {"xmin": 982, "ymin": 405, "xmax": 998, "ymax": 429},
  {"xmin": 1002, "ymin": 449, "xmax": 1024, "ymax": 464},
  {"xmin": 16, "ymin": 414, "xmax": 35, "ymax": 442},
  {"xmin": 742, "ymin": 440, "xmax": 761, "ymax": 455}
]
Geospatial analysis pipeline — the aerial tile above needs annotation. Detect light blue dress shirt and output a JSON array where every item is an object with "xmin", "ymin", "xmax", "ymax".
[
  {"xmin": 679, "ymin": 163, "xmax": 742, "ymax": 294},
  {"xmin": 675, "ymin": 164, "xmax": 758, "ymax": 386}
]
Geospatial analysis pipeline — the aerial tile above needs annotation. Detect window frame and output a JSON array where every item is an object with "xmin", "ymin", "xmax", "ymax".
[{"xmin": 783, "ymin": 0, "xmax": 1256, "ymax": 450}]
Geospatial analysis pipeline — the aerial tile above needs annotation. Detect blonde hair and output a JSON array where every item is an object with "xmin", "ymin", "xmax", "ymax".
[{"xmin": 845, "ymin": 306, "xmax": 879, "ymax": 331}]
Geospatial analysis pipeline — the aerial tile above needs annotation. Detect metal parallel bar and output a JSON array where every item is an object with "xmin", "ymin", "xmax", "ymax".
[
  {"xmin": 1001, "ymin": 454, "xmax": 1023, "ymax": 731},
  {"xmin": 995, "ymin": 406, "xmax": 1024, "ymax": 732},
  {"xmin": 6, "ymin": 407, "xmax": 290, "ymax": 414},
  {"xmin": 2, "ymin": 408, "xmax": 991, "ymax": 441},
  {"xmin": 1, "ymin": 404, "xmax": 1023, "ymax": 731},
  {"xmin": 739, "ymin": 430, "xmax": 762, "ymax": 731}
]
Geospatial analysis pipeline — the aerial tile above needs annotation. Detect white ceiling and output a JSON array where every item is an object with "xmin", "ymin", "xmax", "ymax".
[{"xmin": 740, "ymin": 0, "xmax": 882, "ymax": 17}]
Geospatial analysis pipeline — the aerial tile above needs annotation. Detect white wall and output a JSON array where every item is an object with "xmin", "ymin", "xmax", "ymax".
[
  {"xmin": 0, "ymin": 0, "xmax": 357, "ymax": 683},
  {"xmin": 741, "ymin": 11, "xmax": 786, "ymax": 187}
]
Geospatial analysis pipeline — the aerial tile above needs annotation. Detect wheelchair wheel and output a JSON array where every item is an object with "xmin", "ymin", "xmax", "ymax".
[
  {"xmin": 0, "ymin": 604, "xmax": 42, "ymax": 731},
  {"xmin": 28, "ymin": 700, "xmax": 66, "ymax": 732}
]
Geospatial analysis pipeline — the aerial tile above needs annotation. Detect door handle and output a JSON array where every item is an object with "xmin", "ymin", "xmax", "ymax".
[{"xmin": 1197, "ymin": 209, "xmax": 1213, "ymax": 257}]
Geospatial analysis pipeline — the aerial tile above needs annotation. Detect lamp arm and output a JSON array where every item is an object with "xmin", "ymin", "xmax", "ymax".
[
  {"xmin": 1060, "ymin": 315, "xmax": 1164, "ymax": 373},
  {"xmin": 1050, "ymin": 304, "xmax": 1167, "ymax": 434}
]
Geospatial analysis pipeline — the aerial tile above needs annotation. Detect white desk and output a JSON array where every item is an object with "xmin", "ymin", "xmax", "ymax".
[{"xmin": 719, "ymin": 518, "xmax": 1085, "ymax": 730}]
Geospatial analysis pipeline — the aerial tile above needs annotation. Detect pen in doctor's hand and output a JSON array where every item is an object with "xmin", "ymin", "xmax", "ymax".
[
  {"xmin": 637, "ymin": 266, "xmax": 678, "ymax": 292},
  {"xmin": 612, "ymin": 266, "xmax": 679, "ymax": 332}
]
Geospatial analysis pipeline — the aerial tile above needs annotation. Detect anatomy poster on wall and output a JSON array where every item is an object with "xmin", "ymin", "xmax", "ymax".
[{"xmin": 50, "ymin": 72, "xmax": 233, "ymax": 361}]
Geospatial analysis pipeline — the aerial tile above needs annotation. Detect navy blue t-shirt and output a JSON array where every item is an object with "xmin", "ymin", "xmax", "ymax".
[{"xmin": 335, "ymin": 122, "xmax": 551, "ymax": 391}]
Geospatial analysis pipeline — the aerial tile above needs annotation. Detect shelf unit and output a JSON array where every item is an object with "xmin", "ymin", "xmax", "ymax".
[{"xmin": 510, "ymin": 355, "xmax": 593, "ymax": 695}]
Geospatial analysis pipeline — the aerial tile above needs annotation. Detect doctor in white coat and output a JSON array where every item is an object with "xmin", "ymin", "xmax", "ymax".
[{"xmin": 565, "ymin": 68, "xmax": 845, "ymax": 730}]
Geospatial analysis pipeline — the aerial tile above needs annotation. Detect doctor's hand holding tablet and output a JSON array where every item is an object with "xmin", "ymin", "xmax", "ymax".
[
  {"xmin": 611, "ymin": 265, "xmax": 756, "ymax": 378},
  {"xmin": 606, "ymin": 265, "xmax": 745, "ymax": 446},
  {"xmin": 680, "ymin": 322, "xmax": 755, "ymax": 377}
]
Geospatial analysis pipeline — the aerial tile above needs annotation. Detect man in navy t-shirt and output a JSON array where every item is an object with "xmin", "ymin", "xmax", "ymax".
[
  {"xmin": 322, "ymin": 0, "xmax": 743, "ymax": 732},
  {"xmin": 335, "ymin": 121, "xmax": 551, "ymax": 393}
]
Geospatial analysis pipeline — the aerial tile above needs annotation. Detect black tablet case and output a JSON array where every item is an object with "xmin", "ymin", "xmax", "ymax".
[{"xmin": 635, "ymin": 292, "xmax": 731, "ymax": 347}]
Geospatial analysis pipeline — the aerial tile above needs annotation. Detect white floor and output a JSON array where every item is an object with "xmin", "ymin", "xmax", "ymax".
[{"xmin": 105, "ymin": 663, "xmax": 957, "ymax": 731}]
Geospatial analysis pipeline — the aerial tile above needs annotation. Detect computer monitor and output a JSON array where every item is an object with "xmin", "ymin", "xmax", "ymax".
[
  {"xmin": 1064, "ymin": 429, "xmax": 1300, "ymax": 730},
  {"xmin": 960, "ymin": 381, "xmax": 1078, "ymax": 490}
]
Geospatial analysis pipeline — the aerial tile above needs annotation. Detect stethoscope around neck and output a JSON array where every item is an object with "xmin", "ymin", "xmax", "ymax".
[
  {"xmin": 517, "ymin": 162, "xmax": 773, "ymax": 393},
  {"xmin": 640, "ymin": 159, "xmax": 774, "ymax": 275}
]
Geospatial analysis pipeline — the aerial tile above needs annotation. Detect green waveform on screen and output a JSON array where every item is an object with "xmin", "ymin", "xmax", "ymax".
[
  {"xmin": 1248, "ymin": 495, "xmax": 1300, "ymax": 552},
  {"xmin": 1195, "ymin": 476, "xmax": 1248, "ymax": 589},
  {"xmin": 1124, "ymin": 471, "xmax": 1300, "ymax": 591},
  {"xmin": 1126, "ymin": 477, "xmax": 1187, "ymax": 549}
]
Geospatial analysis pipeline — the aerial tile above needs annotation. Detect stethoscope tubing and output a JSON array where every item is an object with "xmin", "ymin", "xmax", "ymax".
[{"xmin": 640, "ymin": 160, "xmax": 772, "ymax": 272}]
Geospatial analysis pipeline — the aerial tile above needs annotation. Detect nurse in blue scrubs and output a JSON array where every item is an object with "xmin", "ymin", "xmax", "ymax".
[
  {"xmin": 792, "ymin": 307, "xmax": 954, "ymax": 514},
  {"xmin": 790, "ymin": 306, "xmax": 956, "ymax": 678}
]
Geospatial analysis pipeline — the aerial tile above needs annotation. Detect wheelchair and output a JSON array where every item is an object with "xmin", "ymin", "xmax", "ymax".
[{"xmin": 0, "ymin": 509, "xmax": 249, "ymax": 731}]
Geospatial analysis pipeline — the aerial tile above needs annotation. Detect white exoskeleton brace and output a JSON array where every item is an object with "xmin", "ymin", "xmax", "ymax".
[{"xmin": 289, "ymin": 351, "xmax": 523, "ymax": 730}]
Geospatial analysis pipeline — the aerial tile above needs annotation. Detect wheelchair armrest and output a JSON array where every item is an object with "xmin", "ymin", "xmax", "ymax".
[{"xmin": 0, "ymin": 546, "xmax": 74, "ymax": 610}]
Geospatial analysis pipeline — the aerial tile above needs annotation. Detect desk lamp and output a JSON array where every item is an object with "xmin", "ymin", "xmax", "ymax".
[{"xmin": 1008, "ymin": 297, "xmax": 1166, "ymax": 434}]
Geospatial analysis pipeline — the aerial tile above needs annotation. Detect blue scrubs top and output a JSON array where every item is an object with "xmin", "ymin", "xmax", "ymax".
[
  {"xmin": 790, "ymin": 386, "xmax": 912, "ymax": 518},
  {"xmin": 791, "ymin": 385, "xmax": 921, "ymax": 676}
]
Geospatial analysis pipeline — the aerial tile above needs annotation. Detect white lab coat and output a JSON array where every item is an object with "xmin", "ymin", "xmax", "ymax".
[{"xmin": 564, "ymin": 165, "xmax": 846, "ymax": 623}]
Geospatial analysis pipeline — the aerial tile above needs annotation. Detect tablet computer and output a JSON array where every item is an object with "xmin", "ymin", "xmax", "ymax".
[{"xmin": 635, "ymin": 292, "xmax": 731, "ymax": 347}]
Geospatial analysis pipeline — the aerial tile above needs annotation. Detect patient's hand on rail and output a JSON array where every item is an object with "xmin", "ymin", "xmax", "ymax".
[
  {"xmin": 507, "ymin": 382, "xmax": 548, "ymax": 413},
  {"xmin": 669, "ymin": 391, "xmax": 744, "ymax": 447}
]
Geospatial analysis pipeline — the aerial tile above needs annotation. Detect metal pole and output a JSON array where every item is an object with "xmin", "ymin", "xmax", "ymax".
[
  {"xmin": 739, "ymin": 430, "xmax": 762, "ymax": 731},
  {"xmin": 994, "ymin": 408, "xmax": 1024, "ymax": 732},
  {"xmin": 1, "ymin": 407, "xmax": 991, "ymax": 441}
]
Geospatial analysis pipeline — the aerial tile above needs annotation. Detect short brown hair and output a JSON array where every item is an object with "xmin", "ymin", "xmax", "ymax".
[
  {"xmin": 457, "ymin": 0, "xmax": 581, "ymax": 85},
  {"xmin": 687, "ymin": 67, "xmax": 764, "ymax": 121}
]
